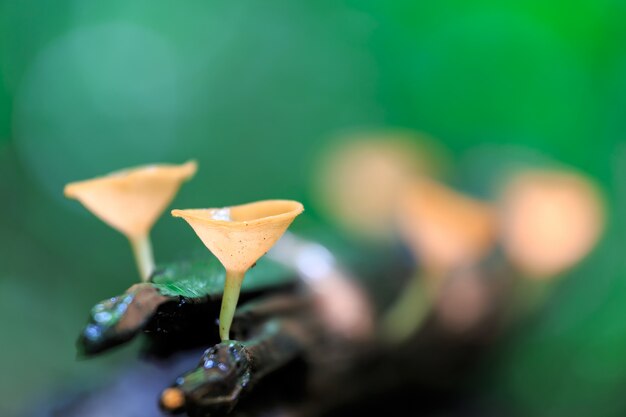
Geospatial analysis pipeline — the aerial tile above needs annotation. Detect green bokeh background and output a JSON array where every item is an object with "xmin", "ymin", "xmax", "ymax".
[{"xmin": 1, "ymin": 1, "xmax": 625, "ymax": 416}]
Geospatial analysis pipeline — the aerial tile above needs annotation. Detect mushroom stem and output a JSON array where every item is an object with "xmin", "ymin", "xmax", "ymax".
[
  {"xmin": 219, "ymin": 270, "xmax": 246, "ymax": 340},
  {"xmin": 130, "ymin": 234, "xmax": 155, "ymax": 282},
  {"xmin": 380, "ymin": 273, "xmax": 434, "ymax": 344}
]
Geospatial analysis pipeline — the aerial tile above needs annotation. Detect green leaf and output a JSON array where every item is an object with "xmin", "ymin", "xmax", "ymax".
[{"xmin": 151, "ymin": 254, "xmax": 295, "ymax": 298}]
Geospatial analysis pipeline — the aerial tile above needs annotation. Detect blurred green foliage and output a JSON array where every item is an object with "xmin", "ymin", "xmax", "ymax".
[{"xmin": 1, "ymin": 1, "xmax": 625, "ymax": 416}]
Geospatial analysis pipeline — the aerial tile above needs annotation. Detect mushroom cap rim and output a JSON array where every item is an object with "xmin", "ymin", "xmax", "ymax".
[
  {"xmin": 64, "ymin": 160, "xmax": 198, "ymax": 199},
  {"xmin": 171, "ymin": 199, "xmax": 304, "ymax": 227}
]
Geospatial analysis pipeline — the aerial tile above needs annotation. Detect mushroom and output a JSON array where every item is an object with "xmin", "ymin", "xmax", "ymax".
[
  {"xmin": 172, "ymin": 199, "xmax": 304, "ymax": 340},
  {"xmin": 397, "ymin": 178, "xmax": 497, "ymax": 279},
  {"xmin": 499, "ymin": 169, "xmax": 604, "ymax": 279},
  {"xmin": 383, "ymin": 178, "xmax": 497, "ymax": 342},
  {"xmin": 64, "ymin": 161, "xmax": 197, "ymax": 281},
  {"xmin": 314, "ymin": 131, "xmax": 449, "ymax": 242}
]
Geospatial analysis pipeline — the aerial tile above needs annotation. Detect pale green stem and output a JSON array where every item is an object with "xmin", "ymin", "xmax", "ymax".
[
  {"xmin": 129, "ymin": 234, "xmax": 155, "ymax": 282},
  {"xmin": 381, "ymin": 272, "xmax": 434, "ymax": 344},
  {"xmin": 219, "ymin": 270, "xmax": 246, "ymax": 341}
]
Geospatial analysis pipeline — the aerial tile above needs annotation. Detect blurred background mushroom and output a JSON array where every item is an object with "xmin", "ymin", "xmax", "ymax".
[
  {"xmin": 313, "ymin": 130, "xmax": 450, "ymax": 243},
  {"xmin": 499, "ymin": 170, "xmax": 605, "ymax": 280}
]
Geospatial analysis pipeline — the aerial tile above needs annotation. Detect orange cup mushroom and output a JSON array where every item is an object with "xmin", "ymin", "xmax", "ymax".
[
  {"xmin": 396, "ymin": 178, "xmax": 497, "ymax": 279},
  {"xmin": 383, "ymin": 178, "xmax": 497, "ymax": 343},
  {"xmin": 64, "ymin": 161, "xmax": 197, "ymax": 281},
  {"xmin": 499, "ymin": 169, "xmax": 604, "ymax": 279},
  {"xmin": 172, "ymin": 199, "xmax": 304, "ymax": 340},
  {"xmin": 314, "ymin": 131, "xmax": 448, "ymax": 242}
]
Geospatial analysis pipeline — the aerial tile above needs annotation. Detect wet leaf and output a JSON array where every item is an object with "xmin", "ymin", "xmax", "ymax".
[{"xmin": 152, "ymin": 254, "xmax": 295, "ymax": 298}]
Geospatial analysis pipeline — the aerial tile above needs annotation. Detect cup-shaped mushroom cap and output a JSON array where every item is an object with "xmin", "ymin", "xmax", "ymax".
[
  {"xmin": 397, "ymin": 179, "xmax": 496, "ymax": 274},
  {"xmin": 500, "ymin": 170, "xmax": 604, "ymax": 278},
  {"xmin": 64, "ymin": 161, "xmax": 197, "ymax": 239},
  {"xmin": 172, "ymin": 200, "xmax": 304, "ymax": 273},
  {"xmin": 314, "ymin": 131, "xmax": 449, "ymax": 242}
]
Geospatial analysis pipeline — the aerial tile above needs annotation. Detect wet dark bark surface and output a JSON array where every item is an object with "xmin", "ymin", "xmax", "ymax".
[
  {"xmin": 30, "ymin": 313, "xmax": 507, "ymax": 417},
  {"xmin": 29, "ymin": 253, "xmax": 514, "ymax": 417}
]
